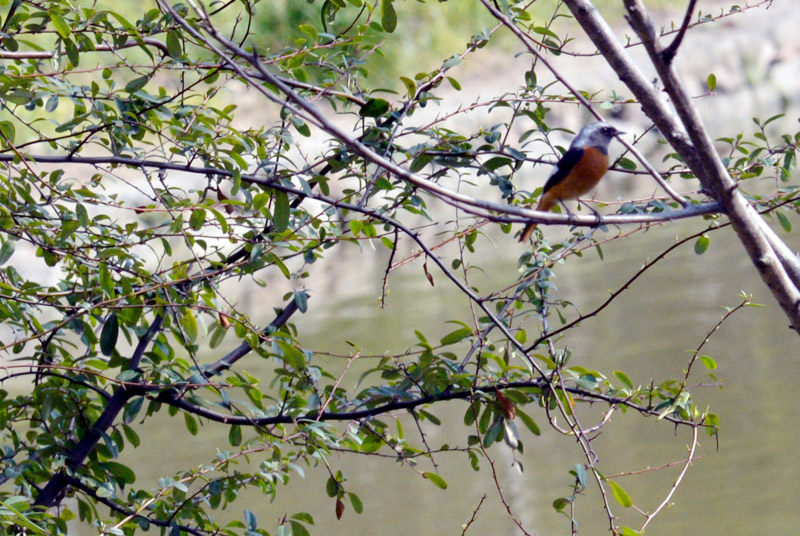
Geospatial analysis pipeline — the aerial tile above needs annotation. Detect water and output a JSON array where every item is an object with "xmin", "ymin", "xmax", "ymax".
[{"xmin": 119, "ymin": 215, "xmax": 800, "ymax": 536}]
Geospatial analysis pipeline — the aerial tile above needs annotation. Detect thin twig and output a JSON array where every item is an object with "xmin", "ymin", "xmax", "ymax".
[
  {"xmin": 639, "ymin": 425, "xmax": 699, "ymax": 532},
  {"xmin": 661, "ymin": 0, "xmax": 699, "ymax": 63}
]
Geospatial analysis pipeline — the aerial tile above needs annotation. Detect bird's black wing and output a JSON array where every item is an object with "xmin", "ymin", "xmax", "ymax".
[{"xmin": 542, "ymin": 146, "xmax": 584, "ymax": 193}]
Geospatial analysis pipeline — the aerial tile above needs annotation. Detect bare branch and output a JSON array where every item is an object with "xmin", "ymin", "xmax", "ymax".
[
  {"xmin": 661, "ymin": 0, "xmax": 699, "ymax": 63},
  {"xmin": 561, "ymin": 0, "xmax": 800, "ymax": 331}
]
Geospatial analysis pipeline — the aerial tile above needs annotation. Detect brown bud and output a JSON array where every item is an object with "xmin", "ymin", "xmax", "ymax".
[
  {"xmin": 335, "ymin": 498, "xmax": 345, "ymax": 520},
  {"xmin": 496, "ymin": 390, "xmax": 516, "ymax": 420}
]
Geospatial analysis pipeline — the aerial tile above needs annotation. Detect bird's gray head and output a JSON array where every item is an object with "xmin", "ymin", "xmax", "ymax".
[{"xmin": 571, "ymin": 121, "xmax": 623, "ymax": 151}]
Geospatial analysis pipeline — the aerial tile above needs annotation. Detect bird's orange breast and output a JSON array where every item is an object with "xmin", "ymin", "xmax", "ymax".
[{"xmin": 546, "ymin": 146, "xmax": 609, "ymax": 201}]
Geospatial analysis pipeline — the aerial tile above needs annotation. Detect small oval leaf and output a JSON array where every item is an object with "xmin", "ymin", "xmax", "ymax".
[
  {"xmin": 609, "ymin": 480, "xmax": 633, "ymax": 507},
  {"xmin": 100, "ymin": 313, "xmax": 119, "ymax": 356},
  {"xmin": 694, "ymin": 234, "xmax": 710, "ymax": 255},
  {"xmin": 614, "ymin": 370, "xmax": 634, "ymax": 389},
  {"xmin": 423, "ymin": 472, "xmax": 448, "ymax": 489},
  {"xmin": 381, "ymin": 0, "xmax": 397, "ymax": 32},
  {"xmin": 359, "ymin": 98, "xmax": 390, "ymax": 118},
  {"xmin": 273, "ymin": 191, "xmax": 290, "ymax": 232}
]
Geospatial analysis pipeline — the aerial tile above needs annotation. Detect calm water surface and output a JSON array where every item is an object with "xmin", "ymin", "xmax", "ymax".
[{"xmin": 124, "ymin": 217, "xmax": 800, "ymax": 536}]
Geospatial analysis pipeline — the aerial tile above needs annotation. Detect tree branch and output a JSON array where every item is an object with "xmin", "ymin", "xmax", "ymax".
[
  {"xmin": 156, "ymin": 378, "xmax": 706, "ymax": 428},
  {"xmin": 203, "ymin": 298, "xmax": 301, "ymax": 377},
  {"xmin": 561, "ymin": 0, "xmax": 800, "ymax": 331},
  {"xmin": 0, "ymin": 153, "xmax": 721, "ymax": 227},
  {"xmin": 66, "ymin": 476, "xmax": 209, "ymax": 536},
  {"xmin": 479, "ymin": 0, "xmax": 688, "ymax": 208},
  {"xmin": 661, "ymin": 0, "xmax": 698, "ymax": 63},
  {"xmin": 34, "ymin": 314, "xmax": 164, "ymax": 507}
]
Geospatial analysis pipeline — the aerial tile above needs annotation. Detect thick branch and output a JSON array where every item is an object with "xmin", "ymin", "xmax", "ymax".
[
  {"xmin": 203, "ymin": 298, "xmax": 301, "ymax": 377},
  {"xmin": 661, "ymin": 0, "xmax": 699, "ymax": 63},
  {"xmin": 561, "ymin": 0, "xmax": 800, "ymax": 332},
  {"xmin": 157, "ymin": 378, "xmax": 704, "ymax": 428},
  {"xmin": 34, "ymin": 314, "xmax": 164, "ymax": 507},
  {"xmin": 623, "ymin": 0, "xmax": 800, "ymax": 329},
  {"xmin": 0, "ymin": 153, "xmax": 720, "ymax": 227},
  {"xmin": 479, "ymin": 0, "xmax": 688, "ymax": 207}
]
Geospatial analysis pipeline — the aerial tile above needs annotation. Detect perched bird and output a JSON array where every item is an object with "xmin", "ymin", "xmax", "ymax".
[{"xmin": 519, "ymin": 121, "xmax": 623, "ymax": 242}]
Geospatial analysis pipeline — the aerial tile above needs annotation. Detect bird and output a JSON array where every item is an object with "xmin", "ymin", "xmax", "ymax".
[{"xmin": 519, "ymin": 121, "xmax": 623, "ymax": 242}]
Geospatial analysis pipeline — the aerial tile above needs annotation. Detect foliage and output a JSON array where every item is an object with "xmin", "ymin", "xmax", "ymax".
[{"xmin": 0, "ymin": 0, "xmax": 795, "ymax": 535}]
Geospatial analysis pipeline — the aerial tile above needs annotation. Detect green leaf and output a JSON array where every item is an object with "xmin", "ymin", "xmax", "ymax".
[
  {"xmin": 609, "ymin": 480, "xmax": 633, "ymax": 507},
  {"xmin": 0, "ymin": 239, "xmax": 15, "ymax": 266},
  {"xmin": 273, "ymin": 191, "xmax": 290, "ymax": 232},
  {"xmin": 64, "ymin": 38, "xmax": 79, "ymax": 67},
  {"xmin": 614, "ymin": 370, "xmax": 633, "ymax": 389},
  {"xmin": 516, "ymin": 408, "xmax": 540, "ymax": 436},
  {"xmin": 50, "ymin": 12, "xmax": 71, "ymax": 38},
  {"xmin": 291, "ymin": 513, "xmax": 314, "ymax": 525},
  {"xmin": 99, "ymin": 261, "xmax": 114, "ymax": 297},
  {"xmin": 483, "ymin": 157, "xmax": 513, "ymax": 171},
  {"xmin": 574, "ymin": 464, "xmax": 588, "ymax": 490},
  {"xmin": 0, "ymin": 121, "xmax": 16, "ymax": 143},
  {"xmin": 410, "ymin": 153, "xmax": 432, "ymax": 173},
  {"xmin": 105, "ymin": 461, "xmax": 136, "ymax": 484},
  {"xmin": 381, "ymin": 0, "xmax": 397, "ymax": 32},
  {"xmin": 707, "ymin": 73, "xmax": 716, "ymax": 91},
  {"xmin": 189, "ymin": 209, "xmax": 206, "ymax": 231},
  {"xmin": 423, "ymin": 472, "xmax": 448, "ymax": 489},
  {"xmin": 45, "ymin": 95, "xmax": 59, "ymax": 113},
  {"xmin": 359, "ymin": 98, "xmax": 390, "ymax": 117},
  {"xmin": 276, "ymin": 340, "xmax": 305, "ymax": 370},
  {"xmin": 108, "ymin": 11, "xmax": 138, "ymax": 34},
  {"xmin": 399, "ymin": 76, "xmax": 416, "ymax": 98},
  {"xmin": 291, "ymin": 117, "xmax": 311, "ymax": 137},
  {"xmin": 245, "ymin": 509, "xmax": 257, "ymax": 531},
  {"xmin": 252, "ymin": 192, "xmax": 270, "ymax": 212},
  {"xmin": 439, "ymin": 327, "xmax": 472, "ymax": 345},
  {"xmin": 532, "ymin": 26, "xmax": 558, "ymax": 39},
  {"xmin": 618, "ymin": 527, "xmax": 640, "ymax": 536},
  {"xmin": 515, "ymin": 329, "xmax": 527, "ymax": 344},
  {"xmin": 299, "ymin": 24, "xmax": 318, "ymax": 40},
  {"xmin": 122, "ymin": 423, "xmax": 140, "ymax": 447},
  {"xmin": 0, "ymin": 499, "xmax": 48, "ymax": 534},
  {"xmin": 348, "ymin": 492, "xmax": 363, "ymax": 513},
  {"xmin": 700, "ymin": 355, "xmax": 717, "ymax": 370},
  {"xmin": 182, "ymin": 310, "xmax": 198, "ymax": 343},
  {"xmin": 294, "ymin": 290, "xmax": 309, "ymax": 313},
  {"xmin": 777, "ymin": 211, "xmax": 792, "ymax": 233},
  {"xmin": 552, "ymin": 497, "xmax": 570, "ymax": 512},
  {"xmin": 210, "ymin": 325, "xmax": 227, "ymax": 349},
  {"xmin": 325, "ymin": 476, "xmax": 338, "ymax": 497},
  {"xmin": 348, "ymin": 220, "xmax": 363, "ymax": 236},
  {"xmin": 229, "ymin": 424, "xmax": 242, "ymax": 446},
  {"xmin": 125, "ymin": 75, "xmax": 150, "ymax": 94},
  {"xmin": 463, "ymin": 402, "xmax": 479, "ymax": 426},
  {"xmin": 290, "ymin": 520, "xmax": 311, "ymax": 536},
  {"xmin": 694, "ymin": 234, "xmax": 710, "ymax": 255},
  {"xmin": 442, "ymin": 55, "xmax": 461, "ymax": 69},
  {"xmin": 100, "ymin": 313, "xmax": 119, "ymax": 356},
  {"xmin": 483, "ymin": 416, "xmax": 503, "ymax": 447},
  {"xmin": 166, "ymin": 30, "xmax": 182, "ymax": 59}
]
